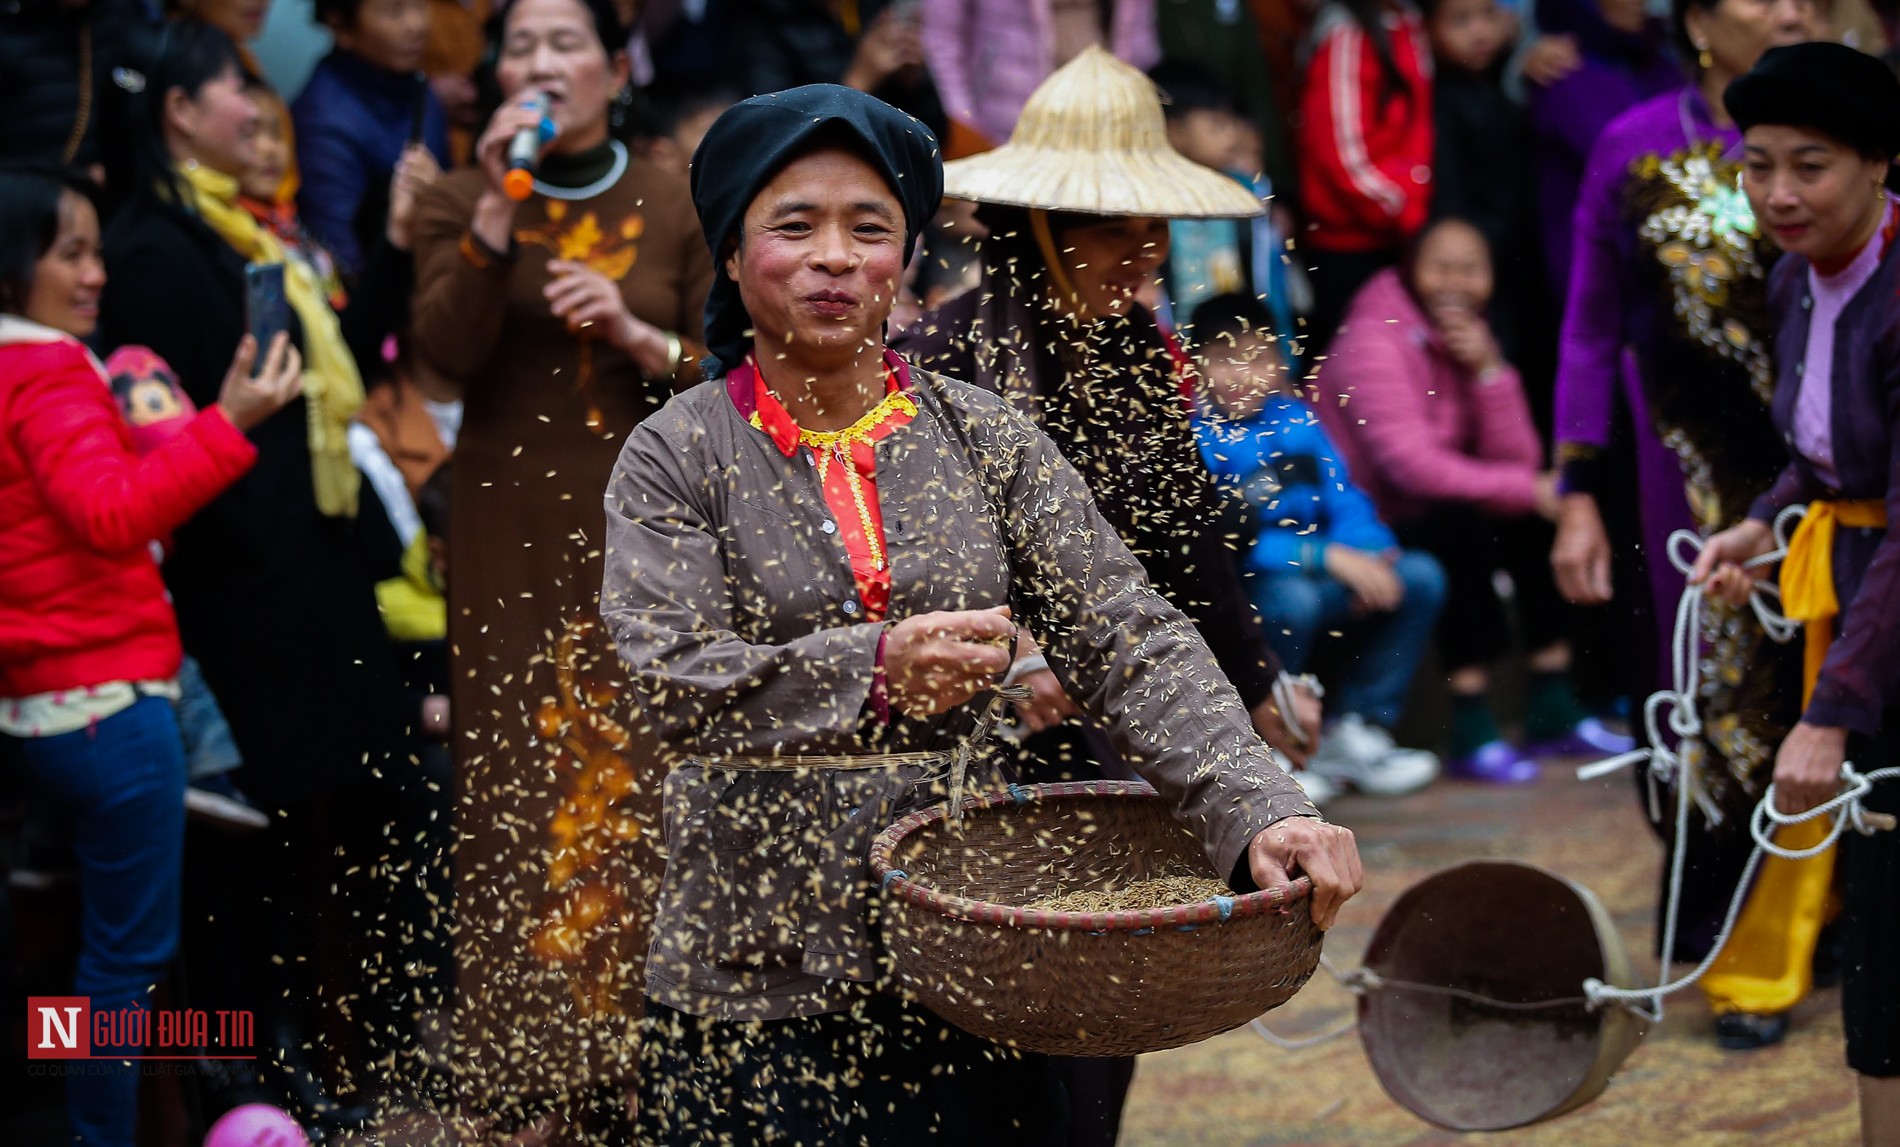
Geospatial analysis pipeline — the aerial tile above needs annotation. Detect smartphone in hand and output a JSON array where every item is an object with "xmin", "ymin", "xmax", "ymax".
[{"xmin": 244, "ymin": 263, "xmax": 289, "ymax": 374}]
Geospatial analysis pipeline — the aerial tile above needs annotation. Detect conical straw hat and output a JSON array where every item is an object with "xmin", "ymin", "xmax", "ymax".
[{"xmin": 942, "ymin": 45, "xmax": 1264, "ymax": 219}]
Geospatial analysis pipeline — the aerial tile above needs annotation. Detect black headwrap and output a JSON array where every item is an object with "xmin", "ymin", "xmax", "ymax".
[
  {"xmin": 689, "ymin": 84, "xmax": 942, "ymax": 378},
  {"xmin": 1726, "ymin": 42, "xmax": 1900, "ymax": 160}
]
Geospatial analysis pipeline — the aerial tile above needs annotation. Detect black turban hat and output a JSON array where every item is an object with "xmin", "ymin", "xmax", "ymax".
[
  {"xmin": 689, "ymin": 84, "xmax": 943, "ymax": 378},
  {"xmin": 1726, "ymin": 42, "xmax": 1900, "ymax": 160}
]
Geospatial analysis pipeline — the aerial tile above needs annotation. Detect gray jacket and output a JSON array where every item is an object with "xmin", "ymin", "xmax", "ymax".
[{"xmin": 601, "ymin": 358, "xmax": 1315, "ymax": 1020}]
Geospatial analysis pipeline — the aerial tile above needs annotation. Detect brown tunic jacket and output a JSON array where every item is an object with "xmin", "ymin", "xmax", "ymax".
[{"xmin": 601, "ymin": 359, "xmax": 1316, "ymax": 1021}]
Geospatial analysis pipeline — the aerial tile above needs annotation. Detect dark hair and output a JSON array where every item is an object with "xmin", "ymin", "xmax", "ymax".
[
  {"xmin": 0, "ymin": 166, "xmax": 100, "ymax": 316},
  {"xmin": 1147, "ymin": 63, "xmax": 1240, "ymax": 121},
  {"xmin": 416, "ymin": 461, "xmax": 453, "ymax": 540},
  {"xmin": 1670, "ymin": 0, "xmax": 1718, "ymax": 64},
  {"xmin": 477, "ymin": 0, "xmax": 632, "ymax": 136},
  {"xmin": 1189, "ymin": 292, "xmax": 1280, "ymax": 348},
  {"xmin": 637, "ymin": 79, "xmax": 742, "ymax": 142},
  {"xmin": 492, "ymin": 0, "xmax": 628, "ymax": 57},
  {"xmin": 1336, "ymin": 0, "xmax": 1409, "ymax": 97},
  {"xmin": 101, "ymin": 19, "xmax": 247, "ymax": 222},
  {"xmin": 312, "ymin": 0, "xmax": 367, "ymax": 27},
  {"xmin": 1400, "ymin": 215, "xmax": 1494, "ymax": 307}
]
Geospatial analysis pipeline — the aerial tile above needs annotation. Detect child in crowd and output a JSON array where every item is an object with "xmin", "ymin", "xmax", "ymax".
[
  {"xmin": 1424, "ymin": 0, "xmax": 1556, "ymax": 428},
  {"xmin": 637, "ymin": 81, "xmax": 740, "ymax": 179},
  {"xmin": 1190, "ymin": 293, "xmax": 1444, "ymax": 801},
  {"xmin": 106, "ymin": 347, "xmax": 269, "ymax": 833},
  {"xmin": 239, "ymin": 86, "xmax": 348, "ymax": 312},
  {"xmin": 294, "ymin": 0, "xmax": 450, "ymax": 276},
  {"xmin": 1424, "ymin": 0, "xmax": 1523, "ymax": 271},
  {"xmin": 1296, "ymin": 0, "xmax": 1435, "ymax": 352},
  {"xmin": 355, "ymin": 448, "xmax": 454, "ymax": 1063},
  {"xmin": 250, "ymin": 78, "xmax": 440, "ymax": 386},
  {"xmin": 1148, "ymin": 64, "xmax": 1298, "ymax": 345}
]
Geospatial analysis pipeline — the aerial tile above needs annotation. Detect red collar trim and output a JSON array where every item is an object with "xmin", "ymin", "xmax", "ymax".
[{"xmin": 728, "ymin": 350, "xmax": 915, "ymax": 458}]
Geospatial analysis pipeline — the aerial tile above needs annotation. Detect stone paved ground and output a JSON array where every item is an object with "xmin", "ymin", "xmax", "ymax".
[{"xmin": 1118, "ymin": 763, "xmax": 1859, "ymax": 1147}]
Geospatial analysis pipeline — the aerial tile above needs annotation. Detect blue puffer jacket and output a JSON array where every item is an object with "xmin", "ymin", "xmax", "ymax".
[
  {"xmin": 1193, "ymin": 391, "xmax": 1397, "ymax": 574},
  {"xmin": 291, "ymin": 49, "xmax": 449, "ymax": 276}
]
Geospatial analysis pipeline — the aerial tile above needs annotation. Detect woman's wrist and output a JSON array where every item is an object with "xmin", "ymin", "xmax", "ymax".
[
  {"xmin": 1732, "ymin": 517, "xmax": 1775, "ymax": 556},
  {"xmin": 469, "ymin": 191, "xmax": 517, "ymax": 256},
  {"xmin": 617, "ymin": 317, "xmax": 673, "ymax": 373}
]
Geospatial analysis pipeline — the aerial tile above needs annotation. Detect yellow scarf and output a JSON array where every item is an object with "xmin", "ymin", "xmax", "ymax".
[
  {"xmin": 176, "ymin": 162, "xmax": 364, "ymax": 518},
  {"xmin": 1779, "ymin": 498, "xmax": 1888, "ymax": 703}
]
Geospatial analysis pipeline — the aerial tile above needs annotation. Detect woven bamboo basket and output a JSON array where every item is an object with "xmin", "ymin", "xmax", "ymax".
[{"xmin": 869, "ymin": 780, "xmax": 1325, "ymax": 1058}]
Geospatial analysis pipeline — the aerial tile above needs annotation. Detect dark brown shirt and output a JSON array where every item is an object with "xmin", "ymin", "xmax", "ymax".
[{"xmin": 411, "ymin": 160, "xmax": 712, "ymax": 1098}]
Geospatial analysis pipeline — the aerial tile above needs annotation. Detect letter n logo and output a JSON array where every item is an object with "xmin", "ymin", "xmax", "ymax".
[{"xmin": 27, "ymin": 996, "xmax": 89, "ymax": 1059}]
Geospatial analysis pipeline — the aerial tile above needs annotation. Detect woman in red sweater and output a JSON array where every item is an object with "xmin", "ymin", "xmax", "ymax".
[
  {"xmin": 0, "ymin": 166, "xmax": 299, "ymax": 1147},
  {"xmin": 1297, "ymin": 0, "xmax": 1435, "ymax": 354}
]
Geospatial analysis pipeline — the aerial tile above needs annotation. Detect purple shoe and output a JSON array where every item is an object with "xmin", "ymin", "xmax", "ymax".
[
  {"xmin": 1524, "ymin": 717, "xmax": 1638, "ymax": 759},
  {"xmin": 1447, "ymin": 740, "xmax": 1539, "ymax": 784}
]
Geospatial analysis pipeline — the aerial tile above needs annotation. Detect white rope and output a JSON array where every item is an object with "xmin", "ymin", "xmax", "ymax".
[
  {"xmin": 1248, "ymin": 507, "xmax": 1897, "ymax": 1047},
  {"xmin": 1577, "ymin": 508, "xmax": 1898, "ymax": 1020},
  {"xmin": 1249, "ymin": 955, "xmax": 1361, "ymax": 1049},
  {"xmin": 1270, "ymin": 671, "xmax": 1325, "ymax": 749},
  {"xmin": 1249, "ymin": 1014, "xmax": 1357, "ymax": 1050},
  {"xmin": 1574, "ymin": 510, "xmax": 1801, "ymax": 826}
]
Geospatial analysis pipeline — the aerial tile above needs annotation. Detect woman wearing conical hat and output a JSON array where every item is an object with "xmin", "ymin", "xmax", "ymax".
[
  {"xmin": 896, "ymin": 49, "xmax": 1403, "ymax": 1142},
  {"xmin": 898, "ymin": 48, "xmax": 1326, "ymax": 792}
]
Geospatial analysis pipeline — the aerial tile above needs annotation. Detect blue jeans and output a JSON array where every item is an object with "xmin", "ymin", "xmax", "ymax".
[
  {"xmin": 1250, "ymin": 550, "xmax": 1447, "ymax": 729},
  {"xmin": 15, "ymin": 695, "xmax": 186, "ymax": 1147},
  {"xmin": 176, "ymin": 654, "xmax": 241, "ymax": 781}
]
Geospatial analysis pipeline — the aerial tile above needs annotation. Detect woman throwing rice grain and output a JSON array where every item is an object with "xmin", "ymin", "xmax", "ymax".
[{"xmin": 600, "ymin": 84, "xmax": 1363, "ymax": 1142}]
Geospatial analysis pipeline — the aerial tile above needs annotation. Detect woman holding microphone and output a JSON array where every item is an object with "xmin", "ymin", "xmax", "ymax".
[{"xmin": 406, "ymin": 0, "xmax": 712, "ymax": 1112}]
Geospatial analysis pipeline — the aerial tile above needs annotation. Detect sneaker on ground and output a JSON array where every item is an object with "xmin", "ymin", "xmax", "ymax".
[
  {"xmin": 1308, "ymin": 713, "xmax": 1440, "ymax": 796},
  {"xmin": 6, "ymin": 863, "xmax": 77, "ymax": 891},
  {"xmin": 1447, "ymin": 739, "xmax": 1539, "ymax": 784},
  {"xmin": 1524, "ymin": 716, "xmax": 1638, "ymax": 758},
  {"xmin": 1289, "ymin": 768, "xmax": 1338, "ymax": 807},
  {"xmin": 186, "ymin": 778, "xmax": 270, "ymax": 832},
  {"xmin": 6, "ymin": 822, "xmax": 78, "ymax": 890}
]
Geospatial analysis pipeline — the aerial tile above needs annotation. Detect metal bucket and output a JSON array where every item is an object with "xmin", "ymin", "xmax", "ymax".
[{"xmin": 1357, "ymin": 860, "xmax": 1649, "ymax": 1131}]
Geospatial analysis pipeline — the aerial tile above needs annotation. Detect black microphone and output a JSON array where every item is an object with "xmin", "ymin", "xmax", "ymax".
[{"xmin": 503, "ymin": 91, "xmax": 554, "ymax": 201}]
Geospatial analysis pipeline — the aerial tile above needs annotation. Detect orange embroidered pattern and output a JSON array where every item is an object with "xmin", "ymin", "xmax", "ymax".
[{"xmin": 514, "ymin": 202, "xmax": 647, "ymax": 432}]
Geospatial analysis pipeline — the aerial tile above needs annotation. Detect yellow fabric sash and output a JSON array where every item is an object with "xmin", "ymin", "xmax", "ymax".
[
  {"xmin": 1700, "ymin": 497, "xmax": 1885, "ymax": 1016},
  {"xmin": 1779, "ymin": 498, "xmax": 1889, "ymax": 703},
  {"xmin": 176, "ymin": 163, "xmax": 364, "ymax": 518}
]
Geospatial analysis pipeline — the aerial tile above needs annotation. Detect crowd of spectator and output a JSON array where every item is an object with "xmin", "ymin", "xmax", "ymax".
[{"xmin": 1, "ymin": 0, "xmax": 1895, "ymax": 1143}]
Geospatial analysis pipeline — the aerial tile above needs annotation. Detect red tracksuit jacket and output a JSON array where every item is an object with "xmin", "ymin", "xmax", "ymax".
[{"xmin": 1297, "ymin": 3, "xmax": 1435, "ymax": 254}]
